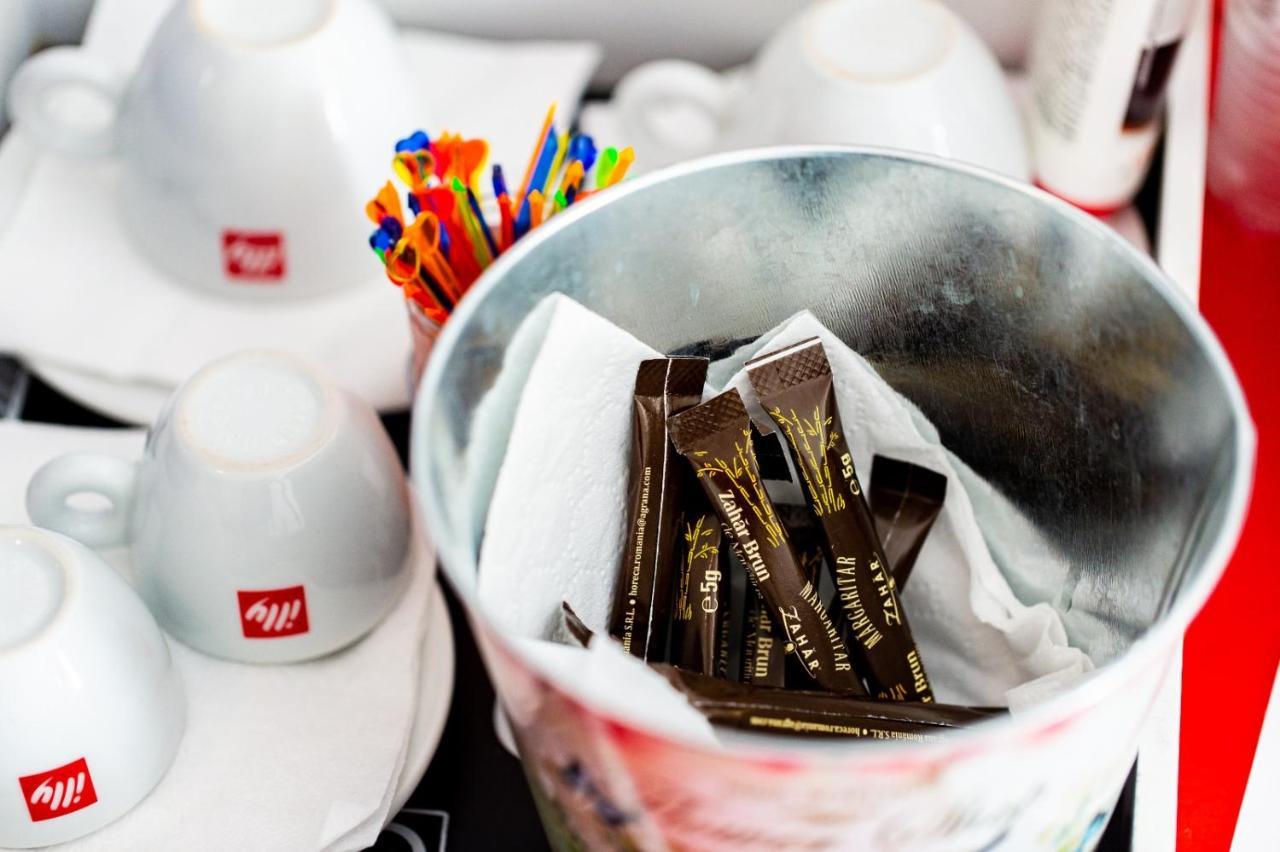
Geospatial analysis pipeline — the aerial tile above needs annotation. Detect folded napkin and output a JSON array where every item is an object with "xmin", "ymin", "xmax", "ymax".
[
  {"xmin": 0, "ymin": 0, "xmax": 600, "ymax": 412},
  {"xmin": 477, "ymin": 296, "xmax": 1092, "ymax": 722},
  {"xmin": 477, "ymin": 296, "xmax": 660, "ymax": 640},
  {"xmin": 0, "ymin": 422, "xmax": 433, "ymax": 852}
]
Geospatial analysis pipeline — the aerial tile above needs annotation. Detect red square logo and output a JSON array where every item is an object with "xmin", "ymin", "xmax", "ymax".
[
  {"xmin": 221, "ymin": 230, "xmax": 286, "ymax": 281},
  {"xmin": 237, "ymin": 585, "xmax": 310, "ymax": 638},
  {"xmin": 18, "ymin": 758, "xmax": 98, "ymax": 822}
]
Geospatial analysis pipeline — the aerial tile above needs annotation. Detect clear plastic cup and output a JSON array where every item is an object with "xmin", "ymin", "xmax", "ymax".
[{"xmin": 406, "ymin": 300, "xmax": 442, "ymax": 398}]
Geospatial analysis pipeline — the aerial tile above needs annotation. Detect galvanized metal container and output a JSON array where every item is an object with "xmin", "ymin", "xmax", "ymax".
[{"xmin": 412, "ymin": 148, "xmax": 1254, "ymax": 850}]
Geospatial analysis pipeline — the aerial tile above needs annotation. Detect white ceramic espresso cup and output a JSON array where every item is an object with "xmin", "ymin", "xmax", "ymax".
[
  {"xmin": 615, "ymin": 0, "xmax": 1029, "ymax": 179},
  {"xmin": 7, "ymin": 0, "xmax": 416, "ymax": 300},
  {"xmin": 0, "ymin": 525, "xmax": 184, "ymax": 848},
  {"xmin": 26, "ymin": 350, "xmax": 413, "ymax": 664}
]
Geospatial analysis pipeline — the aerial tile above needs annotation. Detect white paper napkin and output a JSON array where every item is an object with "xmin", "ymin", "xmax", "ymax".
[
  {"xmin": 0, "ymin": 421, "xmax": 432, "ymax": 852},
  {"xmin": 510, "ymin": 637, "xmax": 718, "ymax": 747},
  {"xmin": 0, "ymin": 0, "xmax": 601, "ymax": 411},
  {"xmin": 477, "ymin": 295, "xmax": 660, "ymax": 640},
  {"xmin": 478, "ymin": 297, "xmax": 1092, "ymax": 716}
]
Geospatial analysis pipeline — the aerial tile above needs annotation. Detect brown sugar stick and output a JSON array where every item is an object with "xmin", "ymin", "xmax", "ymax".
[
  {"xmin": 607, "ymin": 357, "xmax": 708, "ymax": 660},
  {"xmin": 669, "ymin": 493, "xmax": 731, "ymax": 678},
  {"xmin": 668, "ymin": 389, "xmax": 863, "ymax": 694},
  {"xmin": 776, "ymin": 504, "xmax": 827, "ymax": 688},
  {"xmin": 748, "ymin": 339, "xmax": 933, "ymax": 702},
  {"xmin": 657, "ymin": 666, "xmax": 1002, "ymax": 740},
  {"xmin": 869, "ymin": 455, "xmax": 947, "ymax": 590},
  {"xmin": 739, "ymin": 575, "xmax": 787, "ymax": 686}
]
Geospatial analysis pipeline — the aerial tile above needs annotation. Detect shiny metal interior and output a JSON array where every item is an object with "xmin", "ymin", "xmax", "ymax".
[{"xmin": 414, "ymin": 147, "xmax": 1252, "ymax": 666}]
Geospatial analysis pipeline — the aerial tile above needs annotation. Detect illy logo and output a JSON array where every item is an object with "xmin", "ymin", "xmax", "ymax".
[
  {"xmin": 237, "ymin": 585, "xmax": 310, "ymax": 638},
  {"xmin": 19, "ymin": 758, "xmax": 98, "ymax": 822},
  {"xmin": 221, "ymin": 230, "xmax": 286, "ymax": 281}
]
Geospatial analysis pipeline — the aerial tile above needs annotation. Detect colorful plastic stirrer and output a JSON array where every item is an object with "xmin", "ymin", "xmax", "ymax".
[
  {"xmin": 608, "ymin": 147, "xmax": 635, "ymax": 186},
  {"xmin": 492, "ymin": 165, "xmax": 513, "ymax": 250},
  {"xmin": 567, "ymin": 134, "xmax": 598, "ymax": 174},
  {"xmin": 528, "ymin": 190, "xmax": 545, "ymax": 228},
  {"xmin": 395, "ymin": 130, "xmax": 430, "ymax": 153},
  {"xmin": 365, "ymin": 181, "xmax": 404, "ymax": 225},
  {"xmin": 406, "ymin": 213, "xmax": 462, "ymax": 302},
  {"xmin": 367, "ymin": 105, "xmax": 635, "ymax": 329},
  {"xmin": 517, "ymin": 103, "xmax": 557, "ymax": 205},
  {"xmin": 596, "ymin": 147, "xmax": 619, "ymax": 188},
  {"xmin": 449, "ymin": 177, "xmax": 493, "ymax": 268}
]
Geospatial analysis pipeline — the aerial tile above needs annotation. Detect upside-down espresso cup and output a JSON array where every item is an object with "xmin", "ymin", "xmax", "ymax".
[
  {"xmin": 0, "ymin": 525, "xmax": 184, "ymax": 848},
  {"xmin": 614, "ymin": 0, "xmax": 1028, "ymax": 179},
  {"xmin": 7, "ymin": 0, "xmax": 416, "ymax": 300},
  {"xmin": 26, "ymin": 350, "xmax": 412, "ymax": 663}
]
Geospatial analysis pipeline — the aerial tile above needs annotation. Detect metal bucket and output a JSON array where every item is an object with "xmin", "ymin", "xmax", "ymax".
[{"xmin": 411, "ymin": 148, "xmax": 1254, "ymax": 850}]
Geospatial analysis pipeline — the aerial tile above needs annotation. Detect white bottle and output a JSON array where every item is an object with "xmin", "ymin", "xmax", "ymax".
[{"xmin": 1028, "ymin": 0, "xmax": 1198, "ymax": 213}]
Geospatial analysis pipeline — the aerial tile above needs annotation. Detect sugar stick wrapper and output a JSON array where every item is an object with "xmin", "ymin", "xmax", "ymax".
[
  {"xmin": 722, "ymin": 446, "xmax": 786, "ymax": 686},
  {"xmin": 669, "ymin": 493, "xmax": 731, "ymax": 678},
  {"xmin": 656, "ymin": 666, "xmax": 1002, "ymax": 740},
  {"xmin": 777, "ymin": 504, "xmax": 828, "ymax": 688},
  {"xmin": 747, "ymin": 339, "xmax": 933, "ymax": 702},
  {"xmin": 607, "ymin": 358, "xmax": 709, "ymax": 661},
  {"xmin": 869, "ymin": 455, "xmax": 947, "ymax": 591},
  {"xmin": 668, "ymin": 389, "xmax": 863, "ymax": 694},
  {"xmin": 561, "ymin": 601, "xmax": 595, "ymax": 648},
  {"xmin": 739, "ymin": 577, "xmax": 787, "ymax": 687}
]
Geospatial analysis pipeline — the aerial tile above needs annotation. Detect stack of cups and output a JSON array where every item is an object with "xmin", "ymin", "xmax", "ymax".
[{"xmin": 1208, "ymin": 0, "xmax": 1280, "ymax": 231}]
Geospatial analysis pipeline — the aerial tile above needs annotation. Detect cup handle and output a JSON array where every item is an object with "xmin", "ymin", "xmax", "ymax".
[
  {"xmin": 614, "ymin": 59, "xmax": 731, "ymax": 161},
  {"xmin": 7, "ymin": 46, "xmax": 126, "ymax": 157},
  {"xmin": 26, "ymin": 453, "xmax": 138, "ymax": 548}
]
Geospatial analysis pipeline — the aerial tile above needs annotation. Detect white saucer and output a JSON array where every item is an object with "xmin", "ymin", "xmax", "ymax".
[
  {"xmin": 390, "ymin": 586, "xmax": 456, "ymax": 815},
  {"xmin": 28, "ymin": 358, "xmax": 174, "ymax": 424}
]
